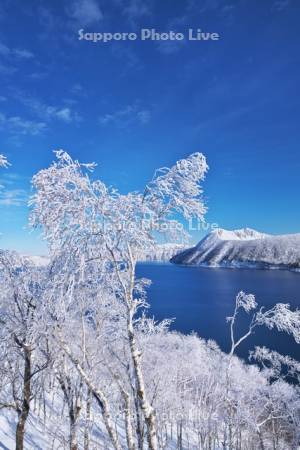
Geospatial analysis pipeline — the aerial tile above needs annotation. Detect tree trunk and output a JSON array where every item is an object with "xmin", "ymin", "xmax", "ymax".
[
  {"xmin": 127, "ymin": 314, "xmax": 157, "ymax": 450},
  {"xmin": 59, "ymin": 340, "xmax": 122, "ymax": 450},
  {"xmin": 57, "ymin": 375, "xmax": 80, "ymax": 450},
  {"xmin": 69, "ymin": 409, "xmax": 79, "ymax": 450},
  {"xmin": 177, "ymin": 421, "xmax": 183, "ymax": 450},
  {"xmin": 123, "ymin": 390, "xmax": 136, "ymax": 450},
  {"xmin": 258, "ymin": 431, "xmax": 265, "ymax": 450},
  {"xmin": 133, "ymin": 389, "xmax": 144, "ymax": 450},
  {"xmin": 15, "ymin": 346, "xmax": 31, "ymax": 450},
  {"xmin": 109, "ymin": 244, "xmax": 157, "ymax": 449},
  {"xmin": 84, "ymin": 389, "xmax": 91, "ymax": 450},
  {"xmin": 126, "ymin": 248, "xmax": 157, "ymax": 450}
]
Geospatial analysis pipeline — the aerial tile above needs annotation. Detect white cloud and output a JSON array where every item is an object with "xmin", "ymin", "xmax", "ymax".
[
  {"xmin": 0, "ymin": 172, "xmax": 27, "ymax": 184},
  {"xmin": 0, "ymin": 188, "xmax": 28, "ymax": 206},
  {"xmin": 0, "ymin": 42, "xmax": 10, "ymax": 56},
  {"xmin": 0, "ymin": 112, "xmax": 46, "ymax": 136},
  {"xmin": 46, "ymin": 106, "xmax": 74, "ymax": 122},
  {"xmin": 188, "ymin": 0, "xmax": 225, "ymax": 12},
  {"xmin": 111, "ymin": 44, "xmax": 141, "ymax": 72},
  {"xmin": 0, "ymin": 41, "xmax": 34, "ymax": 59},
  {"xmin": 67, "ymin": 0, "xmax": 103, "ymax": 25},
  {"xmin": 71, "ymin": 83, "xmax": 83, "ymax": 93},
  {"xmin": 14, "ymin": 48, "xmax": 34, "ymax": 59},
  {"xmin": 0, "ymin": 172, "xmax": 29, "ymax": 207},
  {"xmin": 0, "ymin": 62, "xmax": 17, "ymax": 75},
  {"xmin": 136, "ymin": 110, "xmax": 151, "ymax": 124},
  {"xmin": 157, "ymin": 39, "xmax": 186, "ymax": 55},
  {"xmin": 29, "ymin": 71, "xmax": 48, "ymax": 80},
  {"xmin": 0, "ymin": 41, "xmax": 34, "ymax": 76},
  {"xmin": 272, "ymin": 0, "xmax": 290, "ymax": 11},
  {"xmin": 122, "ymin": 0, "xmax": 151, "ymax": 20},
  {"xmin": 15, "ymin": 93, "xmax": 81, "ymax": 124},
  {"xmin": 7, "ymin": 117, "xmax": 46, "ymax": 135},
  {"xmin": 99, "ymin": 103, "xmax": 151, "ymax": 127}
]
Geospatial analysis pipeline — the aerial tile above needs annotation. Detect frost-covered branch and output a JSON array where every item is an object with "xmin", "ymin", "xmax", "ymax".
[
  {"xmin": 251, "ymin": 346, "xmax": 300, "ymax": 382},
  {"xmin": 228, "ymin": 291, "xmax": 300, "ymax": 357},
  {"xmin": 256, "ymin": 303, "xmax": 300, "ymax": 343},
  {"xmin": 0, "ymin": 154, "xmax": 10, "ymax": 168}
]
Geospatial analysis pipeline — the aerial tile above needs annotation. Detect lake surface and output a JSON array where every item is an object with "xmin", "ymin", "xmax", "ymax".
[{"xmin": 136, "ymin": 263, "xmax": 300, "ymax": 361}]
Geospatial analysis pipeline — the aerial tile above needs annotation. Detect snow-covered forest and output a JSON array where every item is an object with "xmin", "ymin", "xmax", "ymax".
[{"xmin": 1, "ymin": 151, "xmax": 300, "ymax": 450}]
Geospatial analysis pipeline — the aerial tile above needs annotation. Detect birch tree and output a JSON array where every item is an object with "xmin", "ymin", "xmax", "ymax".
[
  {"xmin": 29, "ymin": 150, "xmax": 208, "ymax": 450},
  {"xmin": 0, "ymin": 251, "xmax": 49, "ymax": 450}
]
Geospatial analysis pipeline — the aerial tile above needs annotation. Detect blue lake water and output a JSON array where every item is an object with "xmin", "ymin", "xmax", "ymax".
[{"xmin": 136, "ymin": 263, "xmax": 300, "ymax": 361}]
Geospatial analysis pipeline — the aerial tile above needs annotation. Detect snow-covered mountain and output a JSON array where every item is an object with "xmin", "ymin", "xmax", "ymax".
[{"xmin": 171, "ymin": 228, "xmax": 300, "ymax": 270}]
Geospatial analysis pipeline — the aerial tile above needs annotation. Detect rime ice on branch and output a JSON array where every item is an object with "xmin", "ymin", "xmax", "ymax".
[
  {"xmin": 0, "ymin": 154, "xmax": 9, "ymax": 168},
  {"xmin": 29, "ymin": 149, "xmax": 208, "ymax": 450}
]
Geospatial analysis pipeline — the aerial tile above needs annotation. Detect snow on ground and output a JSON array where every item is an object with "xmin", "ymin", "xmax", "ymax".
[{"xmin": 0, "ymin": 393, "xmax": 115, "ymax": 450}]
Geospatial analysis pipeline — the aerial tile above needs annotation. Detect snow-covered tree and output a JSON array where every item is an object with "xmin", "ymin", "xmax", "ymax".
[
  {"xmin": 29, "ymin": 150, "xmax": 208, "ymax": 450},
  {"xmin": 0, "ymin": 251, "xmax": 49, "ymax": 450}
]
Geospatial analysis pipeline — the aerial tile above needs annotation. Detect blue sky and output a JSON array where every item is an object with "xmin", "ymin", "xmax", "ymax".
[{"xmin": 0, "ymin": 0, "xmax": 300, "ymax": 254}]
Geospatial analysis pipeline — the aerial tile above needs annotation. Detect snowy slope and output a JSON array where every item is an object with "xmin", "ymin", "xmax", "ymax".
[
  {"xmin": 0, "ymin": 394, "xmax": 116, "ymax": 450},
  {"xmin": 171, "ymin": 228, "xmax": 300, "ymax": 270}
]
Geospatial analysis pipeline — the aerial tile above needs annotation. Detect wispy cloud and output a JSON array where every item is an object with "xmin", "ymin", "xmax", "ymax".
[
  {"xmin": 154, "ymin": 15, "xmax": 186, "ymax": 54},
  {"xmin": 0, "ymin": 40, "xmax": 34, "ymax": 59},
  {"xmin": 15, "ymin": 92, "xmax": 81, "ymax": 124},
  {"xmin": 71, "ymin": 83, "xmax": 84, "ymax": 94},
  {"xmin": 0, "ymin": 62, "xmax": 17, "ymax": 75},
  {"xmin": 0, "ymin": 112, "xmax": 46, "ymax": 136},
  {"xmin": 0, "ymin": 40, "xmax": 35, "ymax": 76},
  {"xmin": 157, "ymin": 39, "xmax": 186, "ymax": 55},
  {"xmin": 46, "ymin": 106, "xmax": 76, "ymax": 122},
  {"xmin": 0, "ymin": 172, "xmax": 27, "ymax": 185},
  {"xmin": 99, "ymin": 103, "xmax": 151, "ymax": 127},
  {"xmin": 122, "ymin": 0, "xmax": 152, "ymax": 20},
  {"xmin": 0, "ymin": 41, "xmax": 10, "ymax": 56},
  {"xmin": 111, "ymin": 44, "xmax": 141, "ymax": 73},
  {"xmin": 0, "ymin": 171, "xmax": 29, "ymax": 207},
  {"xmin": 14, "ymin": 48, "xmax": 34, "ymax": 59},
  {"xmin": 272, "ymin": 0, "xmax": 290, "ymax": 11},
  {"xmin": 188, "ymin": 0, "xmax": 227, "ymax": 13},
  {"xmin": 66, "ymin": 0, "xmax": 103, "ymax": 25},
  {"xmin": 28, "ymin": 71, "xmax": 48, "ymax": 80},
  {"xmin": 0, "ymin": 188, "xmax": 28, "ymax": 206},
  {"xmin": 186, "ymin": 0, "xmax": 236, "ymax": 23}
]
